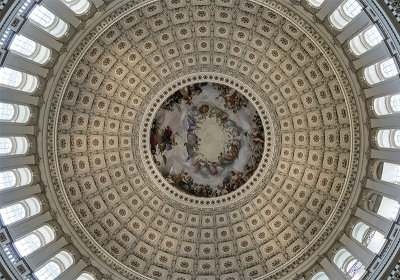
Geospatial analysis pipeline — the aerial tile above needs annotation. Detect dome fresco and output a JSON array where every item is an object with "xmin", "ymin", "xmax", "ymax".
[
  {"xmin": 0, "ymin": 0, "xmax": 399, "ymax": 280},
  {"xmin": 151, "ymin": 82, "xmax": 264, "ymax": 197}
]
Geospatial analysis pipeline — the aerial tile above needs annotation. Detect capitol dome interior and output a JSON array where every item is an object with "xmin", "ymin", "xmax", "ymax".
[{"xmin": 0, "ymin": 0, "xmax": 400, "ymax": 279}]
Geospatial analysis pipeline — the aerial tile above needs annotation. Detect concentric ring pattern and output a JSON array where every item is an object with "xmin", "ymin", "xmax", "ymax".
[{"xmin": 47, "ymin": 0, "xmax": 362, "ymax": 279}]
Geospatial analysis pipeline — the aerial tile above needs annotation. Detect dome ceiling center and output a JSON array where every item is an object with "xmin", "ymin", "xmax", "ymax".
[{"xmin": 150, "ymin": 82, "xmax": 265, "ymax": 197}]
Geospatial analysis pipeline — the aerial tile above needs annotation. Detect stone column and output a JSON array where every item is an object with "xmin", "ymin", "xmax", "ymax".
[
  {"xmin": 320, "ymin": 257, "xmax": 348, "ymax": 280},
  {"xmin": 353, "ymin": 44, "xmax": 390, "ymax": 70},
  {"xmin": 19, "ymin": 23, "xmax": 63, "ymax": 51},
  {"xmin": 340, "ymin": 234, "xmax": 375, "ymax": 265},
  {"xmin": 57, "ymin": 259, "xmax": 87, "ymax": 280},
  {"xmin": 41, "ymin": 0, "xmax": 81, "ymax": 28},
  {"xmin": 365, "ymin": 79, "xmax": 400, "ymax": 98},
  {"xmin": 371, "ymin": 149, "xmax": 400, "ymax": 162},
  {"xmin": 366, "ymin": 179, "xmax": 400, "ymax": 200},
  {"xmin": 0, "ymin": 184, "xmax": 41, "ymax": 206},
  {"xmin": 3, "ymin": 53, "xmax": 49, "ymax": 77},
  {"xmin": 0, "ymin": 88, "xmax": 39, "ymax": 106},
  {"xmin": 25, "ymin": 237, "xmax": 68, "ymax": 270},
  {"xmin": 315, "ymin": 0, "xmax": 342, "ymax": 20},
  {"xmin": 372, "ymin": 115, "xmax": 400, "ymax": 128},
  {"xmin": 355, "ymin": 207, "xmax": 392, "ymax": 236},
  {"xmin": 0, "ymin": 124, "xmax": 35, "ymax": 135},
  {"xmin": 0, "ymin": 155, "xmax": 35, "ymax": 169},
  {"xmin": 337, "ymin": 14, "xmax": 370, "ymax": 44},
  {"xmin": 7, "ymin": 212, "xmax": 52, "ymax": 239}
]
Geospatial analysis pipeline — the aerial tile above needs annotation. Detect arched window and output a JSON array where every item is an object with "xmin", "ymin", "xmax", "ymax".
[
  {"xmin": 9, "ymin": 34, "xmax": 51, "ymax": 64},
  {"xmin": 368, "ymin": 193, "xmax": 400, "ymax": 221},
  {"xmin": 377, "ymin": 196, "xmax": 400, "ymax": 221},
  {"xmin": 0, "ymin": 102, "xmax": 31, "ymax": 123},
  {"xmin": 376, "ymin": 129, "xmax": 400, "ymax": 149},
  {"xmin": 0, "ymin": 67, "xmax": 38, "ymax": 93},
  {"xmin": 310, "ymin": 271, "xmax": 329, "ymax": 280},
  {"xmin": 0, "ymin": 136, "xmax": 29, "ymax": 156},
  {"xmin": 390, "ymin": 94, "xmax": 400, "ymax": 112},
  {"xmin": 28, "ymin": 5, "xmax": 69, "ymax": 38},
  {"xmin": 0, "ymin": 167, "xmax": 32, "ymax": 190},
  {"xmin": 0, "ymin": 67, "xmax": 22, "ymax": 88},
  {"xmin": 307, "ymin": 0, "xmax": 325, "ymax": 8},
  {"xmin": 76, "ymin": 272, "xmax": 96, "ymax": 280},
  {"xmin": 0, "ymin": 197, "xmax": 41, "ymax": 225},
  {"xmin": 0, "ymin": 137, "xmax": 12, "ymax": 154},
  {"xmin": 349, "ymin": 25, "xmax": 384, "ymax": 56},
  {"xmin": 330, "ymin": 0, "xmax": 363, "ymax": 30},
  {"xmin": 378, "ymin": 162, "xmax": 400, "ymax": 185},
  {"xmin": 343, "ymin": 0, "xmax": 363, "ymax": 18},
  {"xmin": 364, "ymin": 58, "xmax": 399, "ymax": 85},
  {"xmin": 14, "ymin": 225, "xmax": 55, "ymax": 256},
  {"xmin": 333, "ymin": 248, "xmax": 366, "ymax": 279},
  {"xmin": 60, "ymin": 0, "xmax": 91, "ymax": 15},
  {"xmin": 352, "ymin": 222, "xmax": 386, "ymax": 253},
  {"xmin": 381, "ymin": 59, "xmax": 399, "ymax": 78},
  {"xmin": 373, "ymin": 93, "xmax": 400, "ymax": 116},
  {"xmin": 34, "ymin": 251, "xmax": 74, "ymax": 280}
]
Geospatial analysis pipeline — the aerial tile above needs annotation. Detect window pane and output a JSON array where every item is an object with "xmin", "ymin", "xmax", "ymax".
[
  {"xmin": 15, "ymin": 233, "xmax": 41, "ymax": 256},
  {"xmin": 61, "ymin": 0, "xmax": 91, "ymax": 15},
  {"xmin": 380, "ymin": 58, "xmax": 399, "ymax": 78},
  {"xmin": 307, "ymin": 0, "xmax": 325, "ymax": 8},
  {"xmin": 0, "ymin": 68, "xmax": 23, "ymax": 88},
  {"xmin": 0, "ymin": 170, "xmax": 17, "ymax": 189},
  {"xmin": 311, "ymin": 271, "xmax": 330, "ymax": 280},
  {"xmin": 343, "ymin": 0, "xmax": 362, "ymax": 18},
  {"xmin": 0, "ymin": 203, "xmax": 26, "ymax": 225},
  {"xmin": 0, "ymin": 138, "xmax": 12, "ymax": 154},
  {"xmin": 0, "ymin": 103, "xmax": 15, "ymax": 121},
  {"xmin": 396, "ymin": 164, "xmax": 400, "ymax": 184},
  {"xmin": 76, "ymin": 273, "xmax": 96, "ymax": 280},
  {"xmin": 377, "ymin": 196, "xmax": 400, "ymax": 221},
  {"xmin": 395, "ymin": 130, "xmax": 400, "ymax": 146},
  {"xmin": 364, "ymin": 26, "xmax": 383, "ymax": 47},
  {"xmin": 35, "ymin": 261, "xmax": 61, "ymax": 280},
  {"xmin": 29, "ymin": 5, "xmax": 55, "ymax": 28},
  {"xmin": 366, "ymin": 230, "xmax": 386, "ymax": 253},
  {"xmin": 9, "ymin": 35, "xmax": 36, "ymax": 57},
  {"xmin": 390, "ymin": 94, "xmax": 400, "ymax": 112},
  {"xmin": 347, "ymin": 260, "xmax": 363, "ymax": 277}
]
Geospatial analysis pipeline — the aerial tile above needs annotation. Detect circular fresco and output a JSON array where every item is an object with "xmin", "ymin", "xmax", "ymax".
[{"xmin": 150, "ymin": 82, "xmax": 264, "ymax": 197}]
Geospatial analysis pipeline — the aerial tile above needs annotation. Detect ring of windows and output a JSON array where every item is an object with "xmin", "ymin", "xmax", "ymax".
[
  {"xmin": 14, "ymin": 225, "xmax": 55, "ymax": 257},
  {"xmin": 0, "ymin": 67, "xmax": 39, "ymax": 93},
  {"xmin": 60, "ymin": 0, "xmax": 91, "ymax": 16},
  {"xmin": 364, "ymin": 58, "xmax": 399, "ymax": 85},
  {"xmin": 375, "ymin": 129, "xmax": 400, "ymax": 149},
  {"xmin": 330, "ymin": 0, "xmax": 363, "ymax": 30},
  {"xmin": 34, "ymin": 250, "xmax": 74, "ymax": 280},
  {"xmin": 0, "ymin": 167, "xmax": 33, "ymax": 190},
  {"xmin": 333, "ymin": 248, "xmax": 366, "ymax": 279},
  {"xmin": 0, "ymin": 197, "xmax": 41, "ymax": 225},
  {"xmin": 306, "ymin": 0, "xmax": 325, "ymax": 8},
  {"xmin": 0, "ymin": 101, "xmax": 31, "ymax": 123},
  {"xmin": 349, "ymin": 25, "xmax": 384, "ymax": 56},
  {"xmin": 0, "ymin": 1, "xmax": 399, "ymax": 280},
  {"xmin": 372, "ymin": 93, "xmax": 400, "ymax": 116},
  {"xmin": 0, "ymin": 136, "xmax": 30, "ymax": 156},
  {"xmin": 28, "ymin": 5, "xmax": 69, "ymax": 39},
  {"xmin": 9, "ymin": 34, "xmax": 51, "ymax": 64}
]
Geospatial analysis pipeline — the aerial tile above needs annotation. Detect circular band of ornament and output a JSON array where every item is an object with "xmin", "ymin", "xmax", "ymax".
[{"xmin": 140, "ymin": 74, "xmax": 277, "ymax": 207}]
